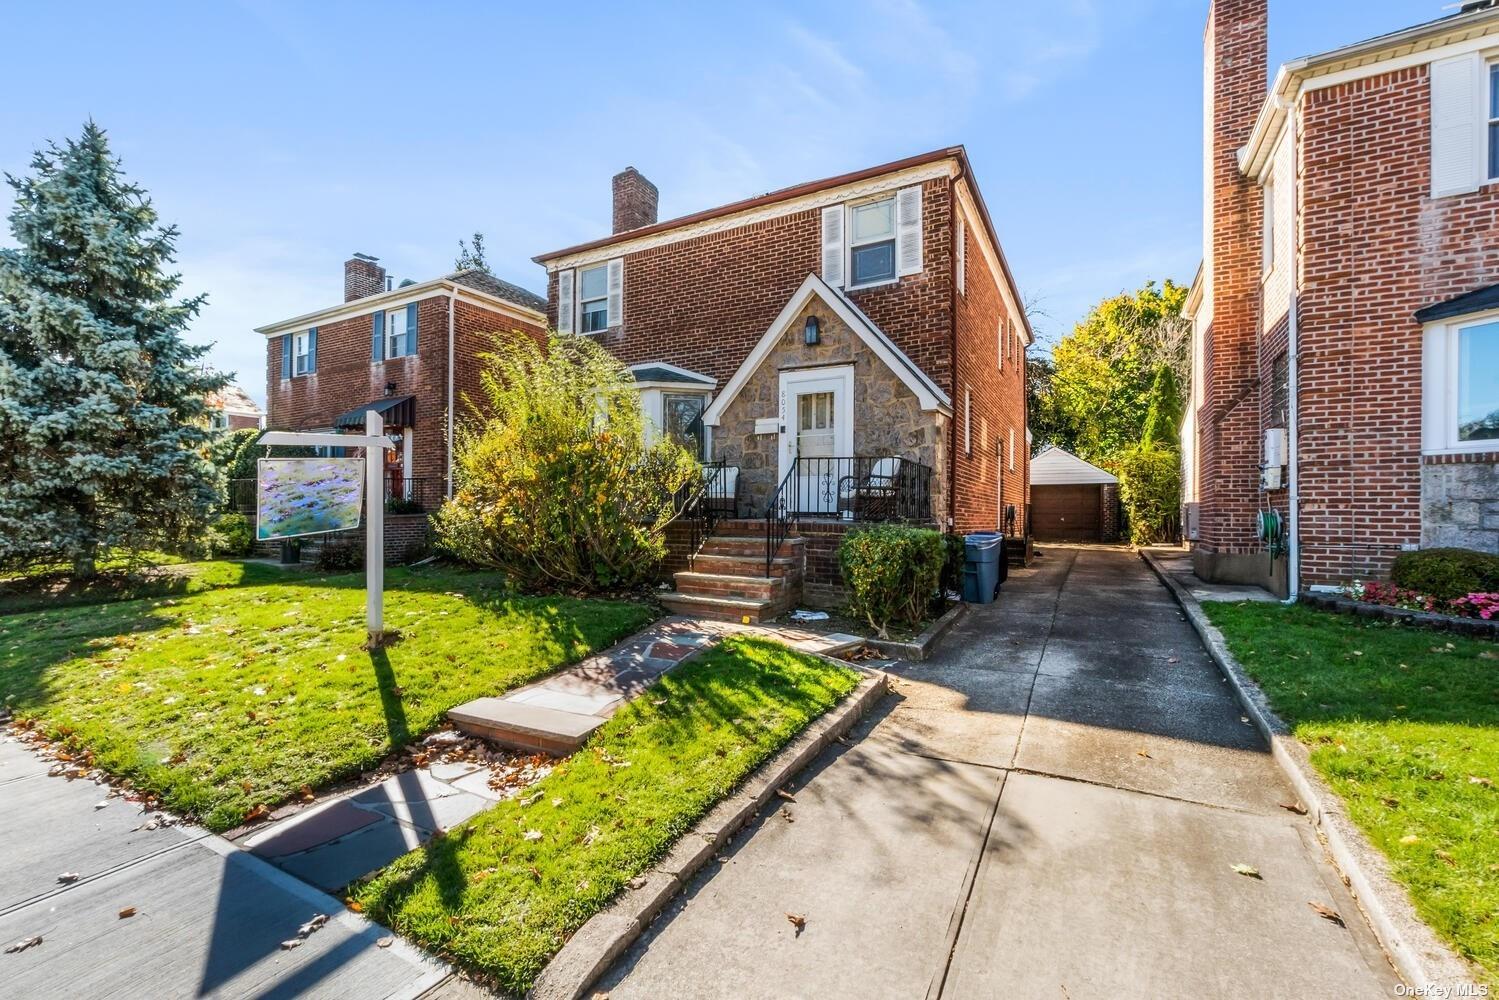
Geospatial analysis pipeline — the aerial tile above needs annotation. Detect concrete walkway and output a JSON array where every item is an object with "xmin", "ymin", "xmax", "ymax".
[
  {"xmin": 596, "ymin": 546, "xmax": 1402, "ymax": 999},
  {"xmin": 0, "ymin": 735, "xmax": 444, "ymax": 1000}
]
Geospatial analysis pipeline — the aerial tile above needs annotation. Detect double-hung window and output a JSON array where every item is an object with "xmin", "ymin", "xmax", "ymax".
[
  {"xmin": 386, "ymin": 308, "xmax": 412, "ymax": 359},
  {"xmin": 1262, "ymin": 179, "xmax": 1276, "ymax": 275},
  {"xmin": 1490, "ymin": 63, "xmax": 1499, "ymax": 181},
  {"xmin": 293, "ymin": 331, "xmax": 312, "ymax": 376},
  {"xmin": 578, "ymin": 264, "xmax": 609, "ymax": 333},
  {"xmin": 1458, "ymin": 319, "xmax": 1499, "ymax": 443},
  {"xmin": 848, "ymin": 197, "xmax": 896, "ymax": 288}
]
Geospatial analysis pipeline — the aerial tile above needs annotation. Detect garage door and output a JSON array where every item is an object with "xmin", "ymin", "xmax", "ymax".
[{"xmin": 1032, "ymin": 485, "xmax": 1101, "ymax": 541}]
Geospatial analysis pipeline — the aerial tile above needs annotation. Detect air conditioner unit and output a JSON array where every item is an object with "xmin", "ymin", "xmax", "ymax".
[{"xmin": 1183, "ymin": 502, "xmax": 1200, "ymax": 541}]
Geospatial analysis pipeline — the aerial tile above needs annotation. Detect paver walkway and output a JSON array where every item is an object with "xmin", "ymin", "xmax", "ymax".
[
  {"xmin": 596, "ymin": 546, "xmax": 1403, "ymax": 999},
  {"xmin": 0, "ymin": 734, "xmax": 444, "ymax": 1000}
]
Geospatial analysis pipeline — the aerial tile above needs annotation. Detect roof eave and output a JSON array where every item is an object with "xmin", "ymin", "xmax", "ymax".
[{"xmin": 254, "ymin": 278, "xmax": 544, "ymax": 337}]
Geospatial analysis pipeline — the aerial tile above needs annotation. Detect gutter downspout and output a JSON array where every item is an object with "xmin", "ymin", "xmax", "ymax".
[
  {"xmin": 446, "ymin": 288, "xmax": 456, "ymax": 499},
  {"xmin": 1283, "ymin": 98, "xmax": 1302, "ymax": 604},
  {"xmin": 947, "ymin": 167, "xmax": 963, "ymax": 534}
]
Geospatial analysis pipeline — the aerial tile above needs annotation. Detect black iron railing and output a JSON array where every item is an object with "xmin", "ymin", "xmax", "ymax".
[
  {"xmin": 675, "ymin": 462, "xmax": 734, "ymax": 559},
  {"xmin": 762, "ymin": 456, "xmax": 935, "ymax": 574}
]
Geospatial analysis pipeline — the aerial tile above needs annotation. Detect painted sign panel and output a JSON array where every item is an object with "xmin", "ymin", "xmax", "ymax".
[{"xmin": 256, "ymin": 457, "xmax": 365, "ymax": 541}]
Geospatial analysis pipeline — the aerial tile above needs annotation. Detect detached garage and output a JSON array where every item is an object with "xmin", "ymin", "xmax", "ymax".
[{"xmin": 1030, "ymin": 447, "xmax": 1120, "ymax": 543}]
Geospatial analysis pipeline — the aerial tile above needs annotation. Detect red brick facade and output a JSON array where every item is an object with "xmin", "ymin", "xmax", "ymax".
[
  {"xmin": 264, "ymin": 287, "xmax": 544, "ymax": 496},
  {"xmin": 539, "ymin": 154, "xmax": 1029, "ymax": 537},
  {"xmin": 1193, "ymin": 3, "xmax": 1499, "ymax": 591}
]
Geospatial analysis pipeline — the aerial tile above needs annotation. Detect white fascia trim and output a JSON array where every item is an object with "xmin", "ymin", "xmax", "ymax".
[
  {"xmin": 1240, "ymin": 16, "xmax": 1499, "ymax": 178},
  {"xmin": 628, "ymin": 361, "xmax": 717, "ymax": 387},
  {"xmin": 952, "ymin": 180, "xmax": 1031, "ymax": 346},
  {"xmin": 255, "ymin": 279, "xmax": 544, "ymax": 337},
  {"xmin": 541, "ymin": 162, "xmax": 957, "ymax": 274},
  {"xmin": 1184, "ymin": 262, "xmax": 1205, "ymax": 318},
  {"xmin": 701, "ymin": 272, "xmax": 952, "ymax": 427}
]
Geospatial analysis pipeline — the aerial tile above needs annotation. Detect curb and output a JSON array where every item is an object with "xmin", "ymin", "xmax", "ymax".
[
  {"xmin": 1139, "ymin": 549, "xmax": 1479, "ymax": 991},
  {"xmin": 865, "ymin": 602, "xmax": 967, "ymax": 662},
  {"xmin": 527, "ymin": 667, "xmax": 892, "ymax": 1000}
]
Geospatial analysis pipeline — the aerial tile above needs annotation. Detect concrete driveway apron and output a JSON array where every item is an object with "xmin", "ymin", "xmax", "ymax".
[{"xmin": 596, "ymin": 546, "xmax": 1400, "ymax": 1000}]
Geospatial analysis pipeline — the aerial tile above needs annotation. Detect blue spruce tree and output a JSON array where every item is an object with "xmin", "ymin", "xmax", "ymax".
[{"xmin": 0, "ymin": 122, "xmax": 226, "ymax": 577}]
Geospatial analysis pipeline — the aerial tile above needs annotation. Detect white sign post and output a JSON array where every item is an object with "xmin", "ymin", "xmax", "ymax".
[{"xmin": 258, "ymin": 410, "xmax": 395, "ymax": 646}]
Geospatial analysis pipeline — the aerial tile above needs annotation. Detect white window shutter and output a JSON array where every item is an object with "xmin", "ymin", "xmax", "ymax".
[
  {"xmin": 556, "ymin": 269, "xmax": 574, "ymax": 334},
  {"xmin": 1431, "ymin": 54, "xmax": 1481, "ymax": 199},
  {"xmin": 998, "ymin": 317, "xmax": 1004, "ymax": 370},
  {"xmin": 607, "ymin": 258, "xmax": 624, "ymax": 328},
  {"xmin": 820, "ymin": 205, "xmax": 845, "ymax": 287},
  {"xmin": 895, "ymin": 185, "xmax": 923, "ymax": 276}
]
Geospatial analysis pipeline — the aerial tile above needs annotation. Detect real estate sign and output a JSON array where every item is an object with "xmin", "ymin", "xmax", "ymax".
[{"xmin": 255, "ymin": 457, "xmax": 365, "ymax": 541}]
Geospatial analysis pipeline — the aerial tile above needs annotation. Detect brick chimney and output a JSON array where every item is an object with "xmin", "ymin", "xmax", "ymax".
[
  {"xmin": 611, "ymin": 167, "xmax": 658, "ymax": 234},
  {"xmin": 344, "ymin": 253, "xmax": 386, "ymax": 302},
  {"xmin": 1197, "ymin": 0, "xmax": 1269, "ymax": 568}
]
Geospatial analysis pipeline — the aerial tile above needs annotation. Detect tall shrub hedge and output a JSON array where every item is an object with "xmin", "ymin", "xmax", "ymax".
[
  {"xmin": 1116, "ymin": 446, "xmax": 1180, "ymax": 545},
  {"xmin": 838, "ymin": 525, "xmax": 946, "ymax": 638}
]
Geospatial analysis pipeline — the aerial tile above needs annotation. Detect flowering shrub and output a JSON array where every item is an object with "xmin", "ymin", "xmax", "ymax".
[
  {"xmin": 1452, "ymin": 593, "xmax": 1499, "ymax": 621},
  {"xmin": 1347, "ymin": 580, "xmax": 1499, "ymax": 621}
]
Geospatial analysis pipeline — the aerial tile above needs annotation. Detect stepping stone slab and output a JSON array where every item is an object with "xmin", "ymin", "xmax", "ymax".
[
  {"xmin": 243, "ymin": 799, "xmax": 384, "ymax": 859},
  {"xmin": 509, "ymin": 685, "xmax": 624, "ymax": 717},
  {"xmin": 349, "ymin": 769, "xmax": 467, "ymax": 807},
  {"xmin": 424, "ymin": 761, "xmax": 482, "ymax": 782},
  {"xmin": 448, "ymin": 698, "xmax": 605, "ymax": 754},
  {"xmin": 273, "ymin": 818, "xmax": 426, "ymax": 892},
  {"xmin": 358, "ymin": 788, "xmax": 491, "ymax": 834}
]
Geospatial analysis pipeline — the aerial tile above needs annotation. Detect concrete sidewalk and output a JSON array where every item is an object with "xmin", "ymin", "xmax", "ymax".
[
  {"xmin": 596, "ymin": 546, "xmax": 1402, "ymax": 999},
  {"xmin": 0, "ymin": 735, "xmax": 445, "ymax": 1000}
]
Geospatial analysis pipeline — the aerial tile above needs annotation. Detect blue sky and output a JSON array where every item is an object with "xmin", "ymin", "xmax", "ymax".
[{"xmin": 1, "ymin": 0, "xmax": 1442, "ymax": 406}]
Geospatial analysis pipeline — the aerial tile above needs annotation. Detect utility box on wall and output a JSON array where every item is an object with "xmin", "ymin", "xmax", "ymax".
[{"xmin": 1260, "ymin": 428, "xmax": 1287, "ymax": 490}]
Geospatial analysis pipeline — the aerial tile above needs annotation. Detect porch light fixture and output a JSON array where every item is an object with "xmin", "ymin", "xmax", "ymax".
[
  {"xmin": 803, "ymin": 315, "xmax": 821, "ymax": 345},
  {"xmin": 385, "ymin": 381, "xmax": 398, "ymax": 396}
]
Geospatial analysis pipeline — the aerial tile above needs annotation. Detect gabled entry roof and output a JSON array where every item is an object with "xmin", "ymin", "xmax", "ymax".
[{"xmin": 701, "ymin": 273, "xmax": 952, "ymax": 428}]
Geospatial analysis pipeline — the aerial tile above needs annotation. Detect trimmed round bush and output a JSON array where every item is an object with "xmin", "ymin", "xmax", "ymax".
[
  {"xmin": 1391, "ymin": 547, "xmax": 1499, "ymax": 602},
  {"xmin": 207, "ymin": 512, "xmax": 255, "ymax": 558},
  {"xmin": 838, "ymin": 524, "xmax": 946, "ymax": 638}
]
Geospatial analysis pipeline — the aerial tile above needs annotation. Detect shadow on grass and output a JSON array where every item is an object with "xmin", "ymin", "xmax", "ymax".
[
  {"xmin": 0, "ymin": 602, "xmax": 177, "ymax": 715},
  {"xmin": 0, "ymin": 559, "xmax": 289, "ymax": 616},
  {"xmin": 369, "ymin": 647, "xmax": 411, "ymax": 748}
]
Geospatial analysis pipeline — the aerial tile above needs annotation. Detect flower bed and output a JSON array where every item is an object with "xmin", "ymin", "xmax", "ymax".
[{"xmin": 1300, "ymin": 585, "xmax": 1499, "ymax": 640}]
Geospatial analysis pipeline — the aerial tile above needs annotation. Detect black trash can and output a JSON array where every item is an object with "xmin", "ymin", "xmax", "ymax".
[{"xmin": 962, "ymin": 532, "xmax": 1004, "ymax": 604}]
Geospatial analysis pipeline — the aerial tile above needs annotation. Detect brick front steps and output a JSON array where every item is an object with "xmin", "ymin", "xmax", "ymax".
[{"xmin": 660, "ymin": 520, "xmax": 807, "ymax": 622}]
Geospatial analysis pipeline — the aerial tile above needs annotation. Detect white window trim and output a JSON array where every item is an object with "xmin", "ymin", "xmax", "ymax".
[
  {"xmin": 386, "ymin": 308, "xmax": 412, "ymax": 359},
  {"xmin": 1261, "ymin": 178, "xmax": 1276, "ymax": 279},
  {"xmin": 956, "ymin": 215, "xmax": 966, "ymax": 295},
  {"xmin": 845, "ymin": 194, "xmax": 899, "ymax": 291},
  {"xmin": 293, "ymin": 331, "xmax": 311, "ymax": 376},
  {"xmin": 1422, "ymin": 307, "xmax": 1499, "ymax": 455},
  {"xmin": 1009, "ymin": 427, "xmax": 1016, "ymax": 471},
  {"xmin": 997, "ymin": 316, "xmax": 1005, "ymax": 371},
  {"xmin": 1488, "ymin": 60, "xmax": 1499, "ymax": 182},
  {"xmin": 577, "ymin": 263, "xmax": 610, "ymax": 334}
]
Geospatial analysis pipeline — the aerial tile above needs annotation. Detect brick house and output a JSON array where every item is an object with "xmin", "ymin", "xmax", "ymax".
[
  {"xmin": 1184, "ymin": 0, "xmax": 1499, "ymax": 597},
  {"xmin": 534, "ymin": 149, "xmax": 1032, "ymax": 616},
  {"xmin": 255, "ymin": 255, "xmax": 546, "ymax": 510},
  {"xmin": 206, "ymin": 383, "xmax": 264, "ymax": 431}
]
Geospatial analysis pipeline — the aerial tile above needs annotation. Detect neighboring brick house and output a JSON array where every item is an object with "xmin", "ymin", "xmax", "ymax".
[
  {"xmin": 255, "ymin": 254, "xmax": 546, "ymax": 510},
  {"xmin": 206, "ymin": 383, "xmax": 264, "ymax": 431},
  {"xmin": 534, "ymin": 149, "xmax": 1032, "ymax": 617},
  {"xmin": 1184, "ymin": 0, "xmax": 1499, "ymax": 597}
]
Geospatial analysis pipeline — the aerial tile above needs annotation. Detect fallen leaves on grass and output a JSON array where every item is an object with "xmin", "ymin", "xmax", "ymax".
[
  {"xmin": 4, "ymin": 937, "xmax": 41, "ymax": 954},
  {"xmin": 243, "ymin": 803, "xmax": 270, "ymax": 824},
  {"xmin": 780, "ymin": 807, "xmax": 794, "ymax": 823},
  {"xmin": 1308, "ymin": 901, "xmax": 1345, "ymax": 926},
  {"xmin": 1469, "ymin": 776, "xmax": 1493, "ymax": 788},
  {"xmin": 523, "ymin": 830, "xmax": 543, "ymax": 842},
  {"xmin": 1400, "ymin": 835, "xmax": 1421, "ymax": 846},
  {"xmin": 1231, "ymin": 864, "xmax": 1262, "ymax": 880},
  {"xmin": 376, "ymin": 937, "xmax": 393, "ymax": 949}
]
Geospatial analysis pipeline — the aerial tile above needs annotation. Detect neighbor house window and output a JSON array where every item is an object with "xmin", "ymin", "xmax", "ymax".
[
  {"xmin": 386, "ymin": 308, "xmax": 412, "ymax": 358},
  {"xmin": 848, "ymin": 196, "xmax": 896, "ymax": 287},
  {"xmin": 1490, "ymin": 63, "xmax": 1499, "ymax": 181},
  {"xmin": 578, "ymin": 264, "xmax": 609, "ymax": 333},
  {"xmin": 293, "ymin": 331, "xmax": 312, "ymax": 376},
  {"xmin": 1262, "ymin": 179, "xmax": 1276, "ymax": 275},
  {"xmin": 998, "ymin": 317, "xmax": 1005, "ymax": 371},
  {"xmin": 1009, "ymin": 428, "xmax": 1016, "ymax": 471},
  {"xmin": 964, "ymin": 388, "xmax": 972, "ymax": 456},
  {"xmin": 1458, "ymin": 319, "xmax": 1499, "ymax": 442}
]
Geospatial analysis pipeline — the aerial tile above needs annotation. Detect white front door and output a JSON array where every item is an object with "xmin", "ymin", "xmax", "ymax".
[{"xmin": 778, "ymin": 366, "xmax": 854, "ymax": 515}]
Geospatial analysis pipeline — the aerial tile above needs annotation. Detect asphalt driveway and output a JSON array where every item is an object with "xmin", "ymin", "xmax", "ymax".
[{"xmin": 597, "ymin": 545, "xmax": 1401, "ymax": 999}]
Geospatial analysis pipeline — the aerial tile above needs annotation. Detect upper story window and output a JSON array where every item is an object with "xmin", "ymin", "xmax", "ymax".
[
  {"xmin": 848, "ymin": 197, "xmax": 897, "ymax": 288},
  {"xmin": 578, "ymin": 264, "xmax": 609, "ymax": 333},
  {"xmin": 293, "ymin": 330, "xmax": 313, "ymax": 375},
  {"xmin": 1262, "ymin": 179, "xmax": 1276, "ymax": 275},
  {"xmin": 1489, "ymin": 63, "xmax": 1499, "ymax": 181},
  {"xmin": 386, "ymin": 308, "xmax": 412, "ymax": 358}
]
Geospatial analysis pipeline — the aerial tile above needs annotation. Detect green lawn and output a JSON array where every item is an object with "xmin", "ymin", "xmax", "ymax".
[
  {"xmin": 0, "ymin": 565, "xmax": 653, "ymax": 831},
  {"xmin": 353, "ymin": 636, "xmax": 861, "ymax": 994},
  {"xmin": 1204, "ymin": 601, "xmax": 1499, "ymax": 982},
  {"xmin": 0, "ymin": 553, "xmax": 291, "ymax": 615}
]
